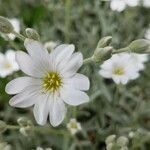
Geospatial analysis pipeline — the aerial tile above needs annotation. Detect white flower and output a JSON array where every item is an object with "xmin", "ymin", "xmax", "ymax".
[
  {"xmin": 36, "ymin": 147, "xmax": 52, "ymax": 150},
  {"xmin": 110, "ymin": 0, "xmax": 126, "ymax": 12},
  {"xmin": 0, "ymin": 50, "xmax": 19, "ymax": 77},
  {"xmin": 145, "ymin": 28, "xmax": 150, "ymax": 40},
  {"xmin": 8, "ymin": 18, "xmax": 20, "ymax": 40},
  {"xmin": 67, "ymin": 118, "xmax": 82, "ymax": 135},
  {"xmin": 110, "ymin": 0, "xmax": 139, "ymax": 12},
  {"xmin": 6, "ymin": 39, "xmax": 90, "ymax": 127},
  {"xmin": 99, "ymin": 53, "xmax": 139, "ymax": 84},
  {"xmin": 44, "ymin": 41, "xmax": 58, "ymax": 51},
  {"xmin": 125, "ymin": 0, "xmax": 139, "ymax": 7},
  {"xmin": 143, "ymin": 0, "xmax": 150, "ymax": 7},
  {"xmin": 128, "ymin": 53, "xmax": 148, "ymax": 71}
]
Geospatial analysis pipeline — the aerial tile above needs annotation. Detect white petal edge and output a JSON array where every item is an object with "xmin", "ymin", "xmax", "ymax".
[
  {"xmin": 64, "ymin": 73, "xmax": 90, "ymax": 91},
  {"xmin": 61, "ymin": 87, "xmax": 89, "ymax": 106},
  {"xmin": 24, "ymin": 38, "xmax": 48, "ymax": 58},
  {"xmin": 62, "ymin": 52, "xmax": 83, "ymax": 77},
  {"xmin": 33, "ymin": 94, "xmax": 49, "ymax": 126},
  {"xmin": 16, "ymin": 51, "xmax": 43, "ymax": 77},
  {"xmin": 49, "ymin": 97, "xmax": 66, "ymax": 127},
  {"xmin": 9, "ymin": 86, "xmax": 41, "ymax": 108},
  {"xmin": 6, "ymin": 77, "xmax": 42, "ymax": 94}
]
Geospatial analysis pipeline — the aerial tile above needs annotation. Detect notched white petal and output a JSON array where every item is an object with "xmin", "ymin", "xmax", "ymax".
[
  {"xmin": 49, "ymin": 98, "xmax": 66, "ymax": 127},
  {"xmin": 5, "ymin": 77, "xmax": 33, "ymax": 94},
  {"xmin": 62, "ymin": 88, "xmax": 89, "ymax": 106}
]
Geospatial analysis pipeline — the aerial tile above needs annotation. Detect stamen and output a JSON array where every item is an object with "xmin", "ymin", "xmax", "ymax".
[
  {"xmin": 43, "ymin": 72, "xmax": 62, "ymax": 93},
  {"xmin": 113, "ymin": 67, "xmax": 124, "ymax": 75}
]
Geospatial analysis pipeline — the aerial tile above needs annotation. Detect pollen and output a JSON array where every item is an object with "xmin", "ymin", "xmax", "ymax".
[
  {"xmin": 70, "ymin": 122, "xmax": 77, "ymax": 129},
  {"xmin": 4, "ymin": 63, "xmax": 12, "ymax": 69},
  {"xmin": 113, "ymin": 67, "xmax": 124, "ymax": 75},
  {"xmin": 43, "ymin": 72, "xmax": 62, "ymax": 93}
]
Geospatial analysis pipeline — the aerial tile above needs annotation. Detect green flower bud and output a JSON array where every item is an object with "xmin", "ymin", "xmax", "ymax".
[
  {"xmin": 93, "ymin": 46, "xmax": 113, "ymax": 62},
  {"xmin": 97, "ymin": 36, "xmax": 112, "ymax": 48},
  {"xmin": 116, "ymin": 136, "xmax": 128, "ymax": 147},
  {"xmin": 129, "ymin": 39, "xmax": 150, "ymax": 53},
  {"xmin": 0, "ymin": 16, "xmax": 14, "ymax": 34},
  {"xmin": 105, "ymin": 134, "xmax": 116, "ymax": 144},
  {"xmin": 25, "ymin": 28, "xmax": 40, "ymax": 41},
  {"xmin": 0, "ymin": 120, "xmax": 7, "ymax": 133}
]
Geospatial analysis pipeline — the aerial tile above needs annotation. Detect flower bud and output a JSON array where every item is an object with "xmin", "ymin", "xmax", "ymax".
[
  {"xmin": 105, "ymin": 134, "xmax": 116, "ymax": 144},
  {"xmin": 93, "ymin": 46, "xmax": 113, "ymax": 62},
  {"xmin": 19, "ymin": 126, "xmax": 32, "ymax": 137},
  {"xmin": 17, "ymin": 117, "xmax": 28, "ymax": 127},
  {"xmin": 116, "ymin": 136, "xmax": 128, "ymax": 147},
  {"xmin": 0, "ymin": 16, "xmax": 14, "ymax": 34},
  {"xmin": 129, "ymin": 39, "xmax": 150, "ymax": 53},
  {"xmin": 44, "ymin": 41, "xmax": 58, "ymax": 52},
  {"xmin": 25, "ymin": 28, "xmax": 40, "ymax": 41},
  {"xmin": 128, "ymin": 131, "xmax": 135, "ymax": 138},
  {"xmin": 120, "ymin": 147, "xmax": 128, "ymax": 150},
  {"xmin": 106, "ymin": 143, "xmax": 113, "ymax": 150},
  {"xmin": 97, "ymin": 36, "xmax": 112, "ymax": 48},
  {"xmin": 0, "ymin": 142, "xmax": 11, "ymax": 150},
  {"xmin": 0, "ymin": 120, "xmax": 7, "ymax": 133}
]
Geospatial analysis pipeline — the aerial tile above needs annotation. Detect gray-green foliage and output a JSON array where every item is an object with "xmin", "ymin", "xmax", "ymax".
[{"xmin": 0, "ymin": 0, "xmax": 149, "ymax": 150}]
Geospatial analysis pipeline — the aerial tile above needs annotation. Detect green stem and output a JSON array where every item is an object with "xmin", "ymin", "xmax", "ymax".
[
  {"xmin": 6, "ymin": 124, "xmax": 69, "ymax": 135},
  {"xmin": 12, "ymin": 30, "xmax": 26, "ymax": 41},
  {"xmin": 64, "ymin": 0, "xmax": 71, "ymax": 42}
]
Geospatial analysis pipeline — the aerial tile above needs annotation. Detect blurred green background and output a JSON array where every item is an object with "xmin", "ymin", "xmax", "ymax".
[{"xmin": 0, "ymin": 0, "xmax": 150, "ymax": 149}]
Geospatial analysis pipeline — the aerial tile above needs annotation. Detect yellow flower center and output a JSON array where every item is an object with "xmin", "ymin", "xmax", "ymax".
[
  {"xmin": 113, "ymin": 67, "xmax": 124, "ymax": 75},
  {"xmin": 70, "ymin": 122, "xmax": 77, "ymax": 129},
  {"xmin": 4, "ymin": 63, "xmax": 12, "ymax": 69},
  {"xmin": 43, "ymin": 72, "xmax": 62, "ymax": 93}
]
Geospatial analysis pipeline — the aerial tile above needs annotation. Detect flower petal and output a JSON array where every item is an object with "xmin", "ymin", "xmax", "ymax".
[
  {"xmin": 61, "ymin": 87, "xmax": 89, "ymax": 106},
  {"xmin": 99, "ymin": 70, "xmax": 112, "ymax": 78},
  {"xmin": 5, "ymin": 77, "xmax": 41, "ymax": 94},
  {"xmin": 24, "ymin": 38, "xmax": 49, "ymax": 58},
  {"xmin": 49, "ymin": 97, "xmax": 66, "ymax": 127},
  {"xmin": 50, "ymin": 44, "xmax": 75, "ymax": 70},
  {"xmin": 64, "ymin": 73, "xmax": 90, "ymax": 91},
  {"xmin": 16, "ymin": 51, "xmax": 43, "ymax": 77},
  {"xmin": 24, "ymin": 39, "xmax": 50, "ymax": 73},
  {"xmin": 33, "ymin": 94, "xmax": 49, "ymax": 125},
  {"xmin": 9, "ymin": 86, "xmax": 41, "ymax": 108},
  {"xmin": 62, "ymin": 52, "xmax": 83, "ymax": 77}
]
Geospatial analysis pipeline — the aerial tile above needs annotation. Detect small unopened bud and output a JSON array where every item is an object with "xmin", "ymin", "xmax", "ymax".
[
  {"xmin": 0, "ymin": 120, "xmax": 7, "ymax": 133},
  {"xmin": 97, "ymin": 36, "xmax": 112, "ymax": 48},
  {"xmin": 105, "ymin": 134, "xmax": 116, "ymax": 144},
  {"xmin": 128, "ymin": 131, "xmax": 135, "ymax": 138},
  {"xmin": 106, "ymin": 143, "xmax": 113, "ymax": 150},
  {"xmin": 93, "ymin": 46, "xmax": 113, "ymax": 62},
  {"xmin": 44, "ymin": 41, "xmax": 58, "ymax": 52},
  {"xmin": 0, "ymin": 16, "xmax": 14, "ymax": 34},
  {"xmin": 120, "ymin": 147, "xmax": 128, "ymax": 150},
  {"xmin": 25, "ymin": 28, "xmax": 40, "ymax": 41},
  {"xmin": 129, "ymin": 39, "xmax": 150, "ymax": 53},
  {"xmin": 116, "ymin": 136, "xmax": 128, "ymax": 147},
  {"xmin": 17, "ymin": 117, "xmax": 28, "ymax": 127},
  {"xmin": 0, "ymin": 142, "xmax": 11, "ymax": 150},
  {"xmin": 19, "ymin": 126, "xmax": 32, "ymax": 137}
]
